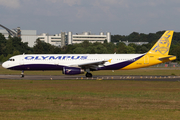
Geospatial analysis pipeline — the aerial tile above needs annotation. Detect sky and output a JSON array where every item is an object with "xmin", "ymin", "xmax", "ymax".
[{"xmin": 1, "ymin": 0, "xmax": 180, "ymax": 35}]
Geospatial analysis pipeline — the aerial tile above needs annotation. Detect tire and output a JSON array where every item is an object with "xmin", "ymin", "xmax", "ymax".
[{"xmin": 86, "ymin": 73, "xmax": 92, "ymax": 77}]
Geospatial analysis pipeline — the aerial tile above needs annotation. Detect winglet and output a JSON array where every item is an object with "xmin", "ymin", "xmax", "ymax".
[{"xmin": 148, "ymin": 30, "xmax": 174, "ymax": 55}]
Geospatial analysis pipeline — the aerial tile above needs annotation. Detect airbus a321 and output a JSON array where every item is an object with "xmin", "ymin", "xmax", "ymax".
[{"xmin": 2, "ymin": 30, "xmax": 176, "ymax": 77}]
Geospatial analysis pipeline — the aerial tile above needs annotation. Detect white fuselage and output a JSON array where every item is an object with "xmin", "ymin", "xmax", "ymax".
[{"xmin": 2, "ymin": 54, "xmax": 144, "ymax": 71}]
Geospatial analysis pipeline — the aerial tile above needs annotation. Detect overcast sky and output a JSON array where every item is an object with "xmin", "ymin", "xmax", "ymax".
[{"xmin": 1, "ymin": 0, "xmax": 180, "ymax": 35}]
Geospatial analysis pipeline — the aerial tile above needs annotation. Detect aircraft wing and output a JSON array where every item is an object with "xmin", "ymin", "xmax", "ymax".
[{"xmin": 69, "ymin": 60, "xmax": 110, "ymax": 70}]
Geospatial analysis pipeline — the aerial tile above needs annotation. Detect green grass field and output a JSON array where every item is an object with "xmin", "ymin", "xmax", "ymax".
[
  {"xmin": 0, "ymin": 66, "xmax": 180, "ymax": 119},
  {"xmin": 0, "ymin": 80, "xmax": 180, "ymax": 120}
]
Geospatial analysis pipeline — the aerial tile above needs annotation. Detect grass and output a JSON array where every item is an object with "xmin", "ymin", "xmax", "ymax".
[
  {"xmin": 0, "ymin": 80, "xmax": 180, "ymax": 120},
  {"xmin": 0, "ymin": 65, "xmax": 180, "ymax": 119}
]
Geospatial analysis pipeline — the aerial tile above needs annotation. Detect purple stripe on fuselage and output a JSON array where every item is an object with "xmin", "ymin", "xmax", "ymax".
[
  {"xmin": 8, "ymin": 64, "xmax": 64, "ymax": 70},
  {"xmin": 98, "ymin": 54, "xmax": 144, "ymax": 70}
]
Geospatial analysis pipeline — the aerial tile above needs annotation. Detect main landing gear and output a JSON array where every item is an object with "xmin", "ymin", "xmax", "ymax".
[
  {"xmin": 85, "ymin": 72, "xmax": 92, "ymax": 77},
  {"xmin": 85, "ymin": 68, "xmax": 92, "ymax": 77},
  {"xmin": 21, "ymin": 70, "xmax": 24, "ymax": 78}
]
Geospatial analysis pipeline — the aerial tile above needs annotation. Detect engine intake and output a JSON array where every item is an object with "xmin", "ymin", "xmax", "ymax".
[{"xmin": 63, "ymin": 67, "xmax": 84, "ymax": 75}]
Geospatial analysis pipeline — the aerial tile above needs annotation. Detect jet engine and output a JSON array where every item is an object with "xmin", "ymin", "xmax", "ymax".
[{"xmin": 62, "ymin": 67, "xmax": 84, "ymax": 75}]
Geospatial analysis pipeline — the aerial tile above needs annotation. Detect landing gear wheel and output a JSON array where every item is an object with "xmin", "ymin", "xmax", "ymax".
[
  {"xmin": 86, "ymin": 73, "xmax": 92, "ymax": 77},
  {"xmin": 21, "ymin": 70, "xmax": 24, "ymax": 78}
]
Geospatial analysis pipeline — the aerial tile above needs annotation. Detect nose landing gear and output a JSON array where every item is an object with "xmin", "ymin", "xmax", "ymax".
[{"xmin": 21, "ymin": 70, "xmax": 24, "ymax": 78}]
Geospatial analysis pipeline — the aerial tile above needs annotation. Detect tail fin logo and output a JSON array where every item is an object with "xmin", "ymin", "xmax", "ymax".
[{"xmin": 152, "ymin": 32, "xmax": 171, "ymax": 55}]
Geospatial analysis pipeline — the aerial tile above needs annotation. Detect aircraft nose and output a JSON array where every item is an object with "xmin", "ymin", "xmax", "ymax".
[{"xmin": 2, "ymin": 62, "xmax": 8, "ymax": 69}]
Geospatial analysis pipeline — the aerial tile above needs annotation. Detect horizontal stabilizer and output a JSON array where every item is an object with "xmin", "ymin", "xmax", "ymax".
[{"xmin": 158, "ymin": 55, "xmax": 176, "ymax": 61}]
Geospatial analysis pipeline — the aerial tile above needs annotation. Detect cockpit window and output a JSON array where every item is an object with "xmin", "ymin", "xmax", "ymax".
[{"xmin": 8, "ymin": 59, "xmax": 15, "ymax": 61}]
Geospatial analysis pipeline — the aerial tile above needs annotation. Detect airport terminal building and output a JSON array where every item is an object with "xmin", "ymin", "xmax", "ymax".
[
  {"xmin": 0, "ymin": 27, "xmax": 111, "ymax": 47},
  {"xmin": 38, "ymin": 31, "xmax": 111, "ymax": 47}
]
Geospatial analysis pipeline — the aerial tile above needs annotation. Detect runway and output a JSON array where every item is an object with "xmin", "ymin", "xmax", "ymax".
[{"xmin": 0, "ymin": 74, "xmax": 180, "ymax": 81}]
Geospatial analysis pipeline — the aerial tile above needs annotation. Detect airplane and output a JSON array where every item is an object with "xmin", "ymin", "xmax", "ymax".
[{"xmin": 2, "ymin": 30, "xmax": 176, "ymax": 78}]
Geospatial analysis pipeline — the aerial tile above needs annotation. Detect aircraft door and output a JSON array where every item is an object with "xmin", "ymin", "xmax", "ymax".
[
  {"xmin": 19, "ymin": 55, "xmax": 24, "ymax": 65},
  {"xmin": 144, "ymin": 55, "xmax": 149, "ymax": 64}
]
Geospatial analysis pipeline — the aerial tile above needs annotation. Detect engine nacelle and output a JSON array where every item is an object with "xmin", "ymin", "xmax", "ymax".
[{"xmin": 62, "ymin": 67, "xmax": 84, "ymax": 75}]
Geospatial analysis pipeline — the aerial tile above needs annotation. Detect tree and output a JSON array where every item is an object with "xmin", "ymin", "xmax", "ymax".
[
  {"xmin": 128, "ymin": 32, "xmax": 140, "ymax": 42},
  {"xmin": 73, "ymin": 47, "xmax": 86, "ymax": 54},
  {"xmin": 0, "ymin": 33, "xmax": 6, "ymax": 44},
  {"xmin": 104, "ymin": 42, "xmax": 116, "ymax": 53},
  {"xmin": 116, "ymin": 42, "xmax": 127, "ymax": 53},
  {"xmin": 5, "ymin": 39, "xmax": 13, "ymax": 55},
  {"xmin": 170, "ymin": 42, "xmax": 180, "ymax": 61},
  {"xmin": 104, "ymin": 39, "xmax": 107, "ymax": 44},
  {"xmin": 86, "ymin": 46, "xmax": 96, "ymax": 53},
  {"xmin": 140, "ymin": 46, "xmax": 148, "ymax": 53},
  {"xmin": 128, "ymin": 43, "xmax": 136, "ymax": 47},
  {"xmin": 82, "ymin": 41, "xmax": 90, "ymax": 48},
  {"xmin": 125, "ymin": 46, "xmax": 135, "ymax": 53},
  {"xmin": 0, "ymin": 54, "xmax": 4, "ymax": 62},
  {"xmin": 94, "ymin": 44, "xmax": 108, "ymax": 53},
  {"xmin": 33, "ymin": 39, "xmax": 55, "ymax": 54},
  {"xmin": 13, "ymin": 50, "xmax": 20, "ymax": 56},
  {"xmin": 2, "ymin": 37, "xmax": 32, "ymax": 56}
]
